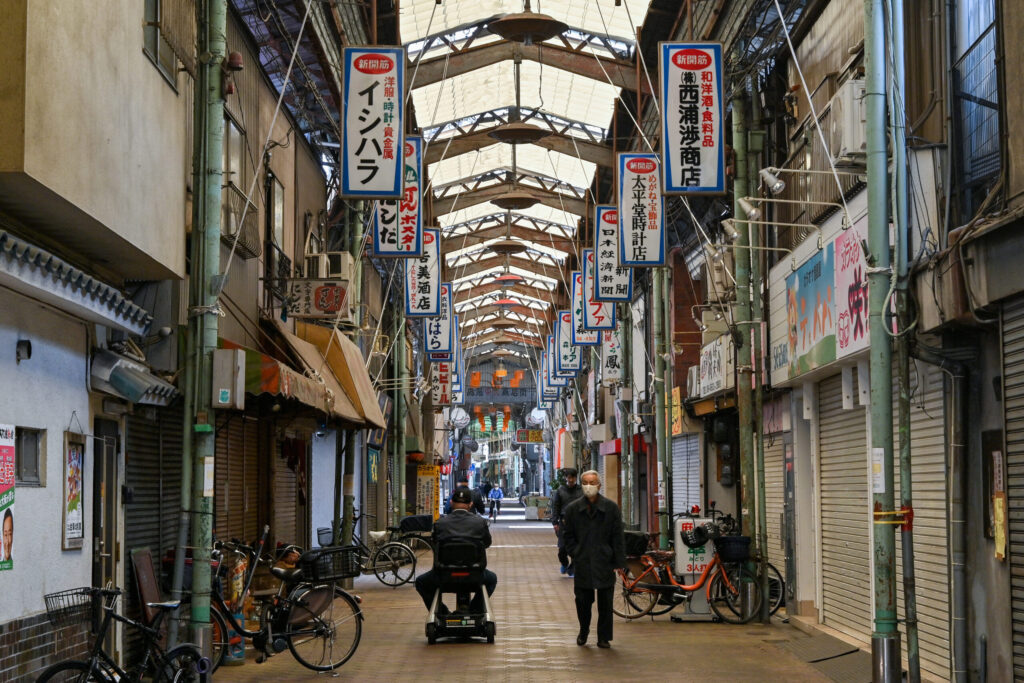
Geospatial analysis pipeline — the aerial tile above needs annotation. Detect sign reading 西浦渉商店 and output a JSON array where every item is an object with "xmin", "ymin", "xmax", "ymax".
[
  {"xmin": 581, "ymin": 250, "xmax": 616, "ymax": 331},
  {"xmin": 342, "ymin": 47, "xmax": 405, "ymax": 198},
  {"xmin": 405, "ymin": 228, "xmax": 440, "ymax": 316},
  {"xmin": 570, "ymin": 272, "xmax": 601, "ymax": 345},
  {"xmin": 424, "ymin": 283, "xmax": 453, "ymax": 356},
  {"xmin": 372, "ymin": 135, "xmax": 423, "ymax": 256},
  {"xmin": 593, "ymin": 205, "xmax": 632, "ymax": 302},
  {"xmin": 0, "ymin": 424, "xmax": 14, "ymax": 571},
  {"xmin": 617, "ymin": 153, "xmax": 666, "ymax": 266},
  {"xmin": 660, "ymin": 43, "xmax": 725, "ymax": 195}
]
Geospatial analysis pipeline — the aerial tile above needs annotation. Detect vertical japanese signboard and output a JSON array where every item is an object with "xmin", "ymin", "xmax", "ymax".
[
  {"xmin": 372, "ymin": 135, "xmax": 423, "ymax": 256},
  {"xmin": 430, "ymin": 360, "xmax": 452, "ymax": 406},
  {"xmin": 570, "ymin": 273, "xmax": 601, "ymax": 346},
  {"xmin": 601, "ymin": 327, "xmax": 623, "ymax": 385},
  {"xmin": 538, "ymin": 369, "xmax": 558, "ymax": 403},
  {"xmin": 835, "ymin": 216, "xmax": 870, "ymax": 359},
  {"xmin": 557, "ymin": 311, "xmax": 582, "ymax": 373},
  {"xmin": 593, "ymin": 205, "xmax": 632, "ymax": 301},
  {"xmin": 618, "ymin": 153, "xmax": 666, "ymax": 266},
  {"xmin": 342, "ymin": 47, "xmax": 405, "ymax": 198},
  {"xmin": 405, "ymin": 228, "xmax": 440, "ymax": 316},
  {"xmin": 424, "ymin": 283, "xmax": 453, "ymax": 356},
  {"xmin": 547, "ymin": 336, "xmax": 570, "ymax": 384},
  {"xmin": 0, "ymin": 424, "xmax": 13, "ymax": 571},
  {"xmin": 660, "ymin": 43, "xmax": 725, "ymax": 194},
  {"xmin": 581, "ymin": 250, "xmax": 616, "ymax": 331},
  {"xmin": 416, "ymin": 464, "xmax": 440, "ymax": 518}
]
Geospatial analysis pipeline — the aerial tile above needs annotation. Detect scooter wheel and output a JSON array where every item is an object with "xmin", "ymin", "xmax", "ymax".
[
  {"xmin": 485, "ymin": 621, "xmax": 496, "ymax": 644},
  {"xmin": 426, "ymin": 623, "xmax": 437, "ymax": 645}
]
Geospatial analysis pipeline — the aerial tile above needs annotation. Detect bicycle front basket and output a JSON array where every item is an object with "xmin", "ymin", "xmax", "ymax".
[
  {"xmin": 714, "ymin": 535, "xmax": 751, "ymax": 563},
  {"xmin": 300, "ymin": 545, "xmax": 361, "ymax": 582},
  {"xmin": 43, "ymin": 587, "xmax": 94, "ymax": 628},
  {"xmin": 623, "ymin": 530, "xmax": 650, "ymax": 557}
]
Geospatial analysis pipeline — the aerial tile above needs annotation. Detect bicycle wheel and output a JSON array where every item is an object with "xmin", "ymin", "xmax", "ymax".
[
  {"xmin": 708, "ymin": 565, "xmax": 762, "ymax": 624},
  {"xmin": 155, "ymin": 644, "xmax": 207, "ymax": 683},
  {"xmin": 207, "ymin": 605, "xmax": 229, "ymax": 672},
  {"xmin": 402, "ymin": 534, "xmax": 434, "ymax": 576},
  {"xmin": 611, "ymin": 568, "xmax": 656, "ymax": 619},
  {"xmin": 286, "ymin": 585, "xmax": 363, "ymax": 671},
  {"xmin": 371, "ymin": 542, "xmax": 416, "ymax": 586},
  {"xmin": 645, "ymin": 566, "xmax": 682, "ymax": 616},
  {"xmin": 35, "ymin": 660, "xmax": 110, "ymax": 682},
  {"xmin": 766, "ymin": 562, "xmax": 785, "ymax": 616}
]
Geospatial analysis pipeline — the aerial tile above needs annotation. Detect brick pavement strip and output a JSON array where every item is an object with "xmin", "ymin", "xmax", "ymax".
[{"xmin": 218, "ymin": 523, "xmax": 828, "ymax": 682}]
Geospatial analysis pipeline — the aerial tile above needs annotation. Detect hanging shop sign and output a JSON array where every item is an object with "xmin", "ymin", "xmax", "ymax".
[
  {"xmin": 63, "ymin": 432, "xmax": 85, "ymax": 550},
  {"xmin": 593, "ymin": 205, "xmax": 633, "ymax": 301},
  {"xmin": 556, "ymin": 311, "xmax": 582, "ymax": 373},
  {"xmin": 430, "ymin": 359, "xmax": 453, "ymax": 406},
  {"xmin": 0, "ymin": 424, "xmax": 14, "ymax": 571},
  {"xmin": 284, "ymin": 279, "xmax": 351, "ymax": 321},
  {"xmin": 600, "ymin": 326, "xmax": 623, "ymax": 385},
  {"xmin": 372, "ymin": 135, "xmax": 423, "ymax": 256},
  {"xmin": 341, "ymin": 47, "xmax": 405, "ymax": 198},
  {"xmin": 405, "ymin": 228, "xmax": 440, "ymax": 316},
  {"xmin": 538, "ymin": 370, "xmax": 555, "ymax": 407},
  {"xmin": 671, "ymin": 386, "xmax": 683, "ymax": 436},
  {"xmin": 699, "ymin": 333, "xmax": 734, "ymax": 397},
  {"xmin": 548, "ymin": 335, "xmax": 572, "ymax": 382},
  {"xmin": 570, "ymin": 272, "xmax": 601, "ymax": 345},
  {"xmin": 424, "ymin": 283, "xmax": 454, "ymax": 356},
  {"xmin": 581, "ymin": 250, "xmax": 616, "ymax": 331},
  {"xmin": 785, "ymin": 243, "xmax": 836, "ymax": 378},
  {"xmin": 834, "ymin": 215, "xmax": 870, "ymax": 359},
  {"xmin": 659, "ymin": 43, "xmax": 725, "ymax": 194},
  {"xmin": 617, "ymin": 153, "xmax": 666, "ymax": 266},
  {"xmin": 450, "ymin": 331, "xmax": 462, "ymax": 391},
  {"xmin": 515, "ymin": 429, "xmax": 545, "ymax": 444}
]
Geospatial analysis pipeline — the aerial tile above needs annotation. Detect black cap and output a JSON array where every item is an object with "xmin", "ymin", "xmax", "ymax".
[{"xmin": 451, "ymin": 488, "xmax": 474, "ymax": 504}]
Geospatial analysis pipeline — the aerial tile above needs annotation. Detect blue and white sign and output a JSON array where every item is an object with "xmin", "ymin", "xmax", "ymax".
[
  {"xmin": 556, "ymin": 311, "xmax": 582, "ymax": 373},
  {"xmin": 547, "ymin": 336, "xmax": 570, "ymax": 386},
  {"xmin": 373, "ymin": 135, "xmax": 422, "ymax": 256},
  {"xmin": 425, "ymin": 283, "xmax": 453, "ymax": 356},
  {"xmin": 405, "ymin": 228, "xmax": 440, "ymax": 316},
  {"xmin": 593, "ymin": 205, "xmax": 632, "ymax": 301},
  {"xmin": 342, "ymin": 47, "xmax": 405, "ymax": 198},
  {"xmin": 582, "ymin": 250, "xmax": 616, "ymax": 331},
  {"xmin": 539, "ymin": 368, "xmax": 558, "ymax": 401},
  {"xmin": 618, "ymin": 153, "xmax": 666, "ymax": 266},
  {"xmin": 660, "ymin": 42, "xmax": 725, "ymax": 194},
  {"xmin": 571, "ymin": 272, "xmax": 601, "ymax": 345}
]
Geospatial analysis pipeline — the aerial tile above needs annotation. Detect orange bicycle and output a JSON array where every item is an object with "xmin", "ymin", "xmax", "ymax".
[{"xmin": 611, "ymin": 528, "xmax": 763, "ymax": 624}]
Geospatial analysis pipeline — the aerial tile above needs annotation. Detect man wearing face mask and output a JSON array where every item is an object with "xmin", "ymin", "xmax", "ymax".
[
  {"xmin": 550, "ymin": 468, "xmax": 582, "ymax": 576},
  {"xmin": 561, "ymin": 469, "xmax": 626, "ymax": 649}
]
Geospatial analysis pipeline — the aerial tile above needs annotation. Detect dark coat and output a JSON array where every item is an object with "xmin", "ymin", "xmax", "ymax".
[
  {"xmin": 561, "ymin": 494, "xmax": 627, "ymax": 590},
  {"xmin": 432, "ymin": 508, "xmax": 492, "ymax": 549},
  {"xmin": 550, "ymin": 483, "xmax": 583, "ymax": 525}
]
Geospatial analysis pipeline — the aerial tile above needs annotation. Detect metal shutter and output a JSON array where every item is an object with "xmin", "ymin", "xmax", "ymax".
[
  {"xmin": 763, "ymin": 436, "xmax": 785, "ymax": 556},
  {"xmin": 818, "ymin": 372, "xmax": 872, "ymax": 643},
  {"xmin": 214, "ymin": 414, "xmax": 259, "ymax": 543},
  {"xmin": 671, "ymin": 434, "xmax": 700, "ymax": 515},
  {"xmin": 274, "ymin": 443, "xmax": 298, "ymax": 544},
  {"xmin": 1003, "ymin": 296, "xmax": 1024, "ymax": 679},
  {"xmin": 892, "ymin": 361, "xmax": 950, "ymax": 680}
]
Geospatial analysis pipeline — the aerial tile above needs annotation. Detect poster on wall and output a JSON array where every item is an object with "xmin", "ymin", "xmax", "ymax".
[
  {"xmin": 416, "ymin": 464, "xmax": 440, "ymax": 519},
  {"xmin": 786, "ymin": 243, "xmax": 836, "ymax": 377},
  {"xmin": 659, "ymin": 43, "xmax": 725, "ymax": 194},
  {"xmin": 372, "ymin": 135, "xmax": 423, "ymax": 256},
  {"xmin": 341, "ymin": 47, "xmax": 405, "ymax": 198},
  {"xmin": 593, "ymin": 205, "xmax": 632, "ymax": 302},
  {"xmin": 0, "ymin": 424, "xmax": 14, "ymax": 571},
  {"xmin": 405, "ymin": 228, "xmax": 440, "ymax": 316},
  {"xmin": 834, "ymin": 216, "xmax": 870, "ymax": 359},
  {"xmin": 63, "ymin": 432, "xmax": 85, "ymax": 550},
  {"xmin": 617, "ymin": 153, "xmax": 666, "ymax": 267}
]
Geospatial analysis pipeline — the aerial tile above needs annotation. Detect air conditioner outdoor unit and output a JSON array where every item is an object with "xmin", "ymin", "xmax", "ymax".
[
  {"xmin": 686, "ymin": 364, "xmax": 701, "ymax": 398},
  {"xmin": 703, "ymin": 244, "xmax": 734, "ymax": 303},
  {"xmin": 304, "ymin": 251, "xmax": 355, "ymax": 280},
  {"xmin": 829, "ymin": 78, "xmax": 867, "ymax": 161}
]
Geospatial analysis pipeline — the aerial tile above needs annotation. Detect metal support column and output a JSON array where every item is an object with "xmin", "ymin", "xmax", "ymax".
[
  {"xmin": 621, "ymin": 302, "xmax": 634, "ymax": 528},
  {"xmin": 653, "ymin": 268, "xmax": 669, "ymax": 548},
  {"xmin": 396, "ymin": 307, "xmax": 407, "ymax": 523}
]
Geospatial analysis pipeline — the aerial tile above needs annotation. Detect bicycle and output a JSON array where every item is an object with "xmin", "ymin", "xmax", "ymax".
[
  {"xmin": 317, "ymin": 509, "xmax": 417, "ymax": 587},
  {"xmin": 703, "ymin": 505, "xmax": 786, "ymax": 617},
  {"xmin": 36, "ymin": 586, "xmax": 208, "ymax": 682},
  {"xmin": 611, "ymin": 523, "xmax": 764, "ymax": 624}
]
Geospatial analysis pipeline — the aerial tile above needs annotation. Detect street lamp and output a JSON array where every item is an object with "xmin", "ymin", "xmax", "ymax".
[
  {"xmin": 758, "ymin": 168, "xmax": 786, "ymax": 195},
  {"xmin": 738, "ymin": 197, "xmax": 762, "ymax": 221}
]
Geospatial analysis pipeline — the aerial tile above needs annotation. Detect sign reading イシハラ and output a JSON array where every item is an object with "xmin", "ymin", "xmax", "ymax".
[
  {"xmin": 342, "ymin": 47, "xmax": 405, "ymax": 198},
  {"xmin": 373, "ymin": 135, "xmax": 423, "ymax": 256},
  {"xmin": 660, "ymin": 43, "xmax": 725, "ymax": 194},
  {"xmin": 618, "ymin": 153, "xmax": 666, "ymax": 266},
  {"xmin": 593, "ymin": 205, "xmax": 632, "ymax": 301},
  {"xmin": 405, "ymin": 228, "xmax": 440, "ymax": 316}
]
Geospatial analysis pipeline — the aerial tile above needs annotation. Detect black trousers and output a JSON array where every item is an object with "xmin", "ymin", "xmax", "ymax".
[
  {"xmin": 415, "ymin": 568, "xmax": 497, "ymax": 612},
  {"xmin": 555, "ymin": 525, "xmax": 571, "ymax": 567},
  {"xmin": 574, "ymin": 585, "xmax": 613, "ymax": 642}
]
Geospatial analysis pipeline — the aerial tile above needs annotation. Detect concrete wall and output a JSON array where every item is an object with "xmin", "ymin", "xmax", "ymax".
[{"xmin": 0, "ymin": 291, "xmax": 93, "ymax": 623}]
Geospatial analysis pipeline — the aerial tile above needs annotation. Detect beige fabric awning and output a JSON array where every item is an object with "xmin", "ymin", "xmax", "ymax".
[{"xmin": 297, "ymin": 321, "xmax": 387, "ymax": 430}]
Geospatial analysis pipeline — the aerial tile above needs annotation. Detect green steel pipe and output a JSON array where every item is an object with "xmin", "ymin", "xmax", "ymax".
[
  {"xmin": 397, "ymin": 306, "xmax": 407, "ymax": 522},
  {"xmin": 341, "ymin": 205, "xmax": 363, "ymax": 545},
  {"xmin": 653, "ymin": 269, "xmax": 669, "ymax": 548},
  {"xmin": 621, "ymin": 302, "xmax": 634, "ymax": 528},
  {"xmin": 663, "ymin": 264, "xmax": 674, "ymax": 521},
  {"xmin": 865, "ymin": 0, "xmax": 900, "ymax": 677}
]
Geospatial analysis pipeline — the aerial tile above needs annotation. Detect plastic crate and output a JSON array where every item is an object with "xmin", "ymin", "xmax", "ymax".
[
  {"xmin": 714, "ymin": 535, "xmax": 751, "ymax": 563},
  {"xmin": 299, "ymin": 545, "xmax": 361, "ymax": 582}
]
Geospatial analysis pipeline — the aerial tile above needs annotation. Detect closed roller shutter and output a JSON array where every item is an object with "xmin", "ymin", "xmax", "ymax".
[
  {"xmin": 1003, "ymin": 296, "xmax": 1024, "ymax": 679},
  {"xmin": 214, "ymin": 413, "xmax": 259, "ymax": 543},
  {"xmin": 671, "ymin": 434, "xmax": 700, "ymax": 515},
  {"xmin": 763, "ymin": 436, "xmax": 785, "ymax": 557},
  {"xmin": 818, "ymin": 372, "xmax": 871, "ymax": 643},
  {"xmin": 892, "ymin": 361, "xmax": 949, "ymax": 680}
]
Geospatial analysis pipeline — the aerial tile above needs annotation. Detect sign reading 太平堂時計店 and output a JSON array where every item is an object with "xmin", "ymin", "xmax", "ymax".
[
  {"xmin": 372, "ymin": 135, "xmax": 423, "ymax": 256},
  {"xmin": 617, "ymin": 153, "xmax": 666, "ymax": 266},
  {"xmin": 660, "ymin": 43, "xmax": 725, "ymax": 195},
  {"xmin": 0, "ymin": 424, "xmax": 14, "ymax": 571},
  {"xmin": 342, "ymin": 47, "xmax": 405, "ymax": 199}
]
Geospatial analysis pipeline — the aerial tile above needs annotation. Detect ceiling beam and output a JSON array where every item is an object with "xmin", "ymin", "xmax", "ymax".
[
  {"xmin": 412, "ymin": 41, "xmax": 650, "ymax": 96},
  {"xmin": 432, "ymin": 183, "xmax": 587, "ymax": 217},
  {"xmin": 443, "ymin": 225, "xmax": 576, "ymax": 254},
  {"xmin": 424, "ymin": 130, "xmax": 613, "ymax": 167},
  {"xmin": 445, "ymin": 254, "xmax": 570, "ymax": 282},
  {"xmin": 453, "ymin": 282, "xmax": 568, "ymax": 308},
  {"xmin": 462, "ymin": 329, "xmax": 546, "ymax": 349},
  {"xmin": 458, "ymin": 303, "xmax": 556, "ymax": 324}
]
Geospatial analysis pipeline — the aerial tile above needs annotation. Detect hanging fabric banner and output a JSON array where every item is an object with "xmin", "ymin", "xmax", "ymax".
[
  {"xmin": 581, "ymin": 250, "xmax": 616, "ymax": 331},
  {"xmin": 571, "ymin": 272, "xmax": 601, "ymax": 344},
  {"xmin": 660, "ymin": 42, "xmax": 725, "ymax": 194},
  {"xmin": 617, "ymin": 153, "xmax": 666, "ymax": 266},
  {"xmin": 341, "ymin": 47, "xmax": 405, "ymax": 198},
  {"xmin": 556, "ymin": 310, "xmax": 583, "ymax": 372},
  {"xmin": 430, "ymin": 359, "xmax": 452, "ymax": 406},
  {"xmin": 425, "ymin": 283, "xmax": 453, "ymax": 356},
  {"xmin": 593, "ymin": 205, "xmax": 633, "ymax": 301},
  {"xmin": 601, "ymin": 326, "xmax": 623, "ymax": 385},
  {"xmin": 405, "ymin": 228, "xmax": 440, "ymax": 316},
  {"xmin": 372, "ymin": 135, "xmax": 423, "ymax": 256},
  {"xmin": 547, "ymin": 336, "xmax": 571, "ymax": 385}
]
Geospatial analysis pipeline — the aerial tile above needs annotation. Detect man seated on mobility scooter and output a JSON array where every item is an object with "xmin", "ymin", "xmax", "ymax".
[{"xmin": 415, "ymin": 488, "xmax": 498, "ymax": 643}]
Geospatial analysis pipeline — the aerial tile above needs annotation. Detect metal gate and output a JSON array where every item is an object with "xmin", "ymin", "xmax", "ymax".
[
  {"xmin": 671, "ymin": 434, "xmax": 700, "ymax": 516},
  {"xmin": 214, "ymin": 413, "xmax": 259, "ymax": 543},
  {"xmin": 818, "ymin": 372, "xmax": 871, "ymax": 643},
  {"xmin": 763, "ymin": 436, "xmax": 785, "ymax": 557},
  {"xmin": 1003, "ymin": 296, "xmax": 1024, "ymax": 679}
]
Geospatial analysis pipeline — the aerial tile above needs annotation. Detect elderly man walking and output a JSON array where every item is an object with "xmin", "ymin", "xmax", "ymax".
[{"xmin": 561, "ymin": 469, "xmax": 626, "ymax": 648}]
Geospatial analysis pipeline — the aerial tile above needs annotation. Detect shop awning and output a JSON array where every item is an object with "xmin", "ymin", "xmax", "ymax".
[
  {"xmin": 220, "ymin": 338, "xmax": 338, "ymax": 419},
  {"xmin": 296, "ymin": 321, "xmax": 387, "ymax": 430},
  {"xmin": 268, "ymin": 321, "xmax": 365, "ymax": 426},
  {"xmin": 91, "ymin": 349, "xmax": 179, "ymax": 406}
]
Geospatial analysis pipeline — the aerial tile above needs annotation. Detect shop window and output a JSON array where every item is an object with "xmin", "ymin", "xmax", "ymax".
[
  {"xmin": 269, "ymin": 176, "xmax": 285, "ymax": 248},
  {"xmin": 143, "ymin": 0, "xmax": 178, "ymax": 87},
  {"xmin": 15, "ymin": 427, "xmax": 44, "ymax": 487},
  {"xmin": 223, "ymin": 116, "xmax": 245, "ymax": 189}
]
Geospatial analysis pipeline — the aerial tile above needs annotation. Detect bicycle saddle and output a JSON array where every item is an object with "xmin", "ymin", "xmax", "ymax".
[
  {"xmin": 270, "ymin": 565, "xmax": 304, "ymax": 583},
  {"xmin": 645, "ymin": 549, "xmax": 676, "ymax": 563},
  {"xmin": 146, "ymin": 600, "xmax": 181, "ymax": 611}
]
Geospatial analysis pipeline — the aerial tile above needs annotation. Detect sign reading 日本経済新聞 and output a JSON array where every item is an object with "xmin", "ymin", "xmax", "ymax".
[
  {"xmin": 372, "ymin": 135, "xmax": 423, "ymax": 256},
  {"xmin": 593, "ymin": 205, "xmax": 632, "ymax": 301},
  {"xmin": 618, "ymin": 153, "xmax": 666, "ymax": 266},
  {"xmin": 342, "ymin": 47, "xmax": 405, "ymax": 198},
  {"xmin": 581, "ymin": 250, "xmax": 616, "ymax": 331}
]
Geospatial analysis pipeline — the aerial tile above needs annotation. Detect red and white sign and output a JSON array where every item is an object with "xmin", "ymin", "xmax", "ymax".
[
  {"xmin": 372, "ymin": 135, "xmax": 422, "ymax": 256},
  {"xmin": 430, "ymin": 360, "xmax": 452, "ymax": 406},
  {"xmin": 342, "ymin": 47, "xmax": 405, "ymax": 198},
  {"xmin": 405, "ymin": 228, "xmax": 440, "ymax": 316},
  {"xmin": 593, "ymin": 205, "xmax": 632, "ymax": 301},
  {"xmin": 581, "ymin": 249, "xmax": 616, "ymax": 331},
  {"xmin": 571, "ymin": 272, "xmax": 601, "ymax": 346},
  {"xmin": 285, "ymin": 280, "xmax": 350, "ymax": 319},
  {"xmin": 617, "ymin": 153, "xmax": 665, "ymax": 266}
]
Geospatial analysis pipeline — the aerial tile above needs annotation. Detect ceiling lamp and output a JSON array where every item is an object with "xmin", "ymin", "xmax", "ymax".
[
  {"xmin": 487, "ymin": 121, "xmax": 551, "ymax": 145},
  {"xmin": 494, "ymin": 273, "xmax": 524, "ymax": 285},
  {"xmin": 495, "ymin": 298, "xmax": 519, "ymax": 307},
  {"xmin": 489, "ymin": 239, "xmax": 527, "ymax": 256},
  {"xmin": 494, "ymin": 361, "xmax": 508, "ymax": 378},
  {"xmin": 491, "ymin": 188, "xmax": 540, "ymax": 210},
  {"xmin": 487, "ymin": 3, "xmax": 568, "ymax": 45}
]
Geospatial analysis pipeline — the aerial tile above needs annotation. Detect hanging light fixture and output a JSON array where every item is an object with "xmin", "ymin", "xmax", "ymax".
[
  {"xmin": 486, "ymin": 0, "xmax": 568, "ymax": 45},
  {"xmin": 495, "ymin": 360, "xmax": 508, "ymax": 378}
]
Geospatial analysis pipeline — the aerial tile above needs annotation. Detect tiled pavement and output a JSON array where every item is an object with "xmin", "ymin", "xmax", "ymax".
[{"xmin": 218, "ymin": 518, "xmax": 828, "ymax": 682}]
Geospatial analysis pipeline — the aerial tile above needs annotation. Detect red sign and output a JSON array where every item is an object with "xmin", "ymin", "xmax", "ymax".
[
  {"xmin": 354, "ymin": 54, "xmax": 394, "ymax": 74},
  {"xmin": 602, "ymin": 210, "xmax": 618, "ymax": 224},
  {"xmin": 626, "ymin": 158, "xmax": 657, "ymax": 174},
  {"xmin": 671, "ymin": 49, "xmax": 712, "ymax": 70}
]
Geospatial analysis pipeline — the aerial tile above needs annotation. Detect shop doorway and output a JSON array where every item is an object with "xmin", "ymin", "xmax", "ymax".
[{"xmin": 92, "ymin": 419, "xmax": 119, "ymax": 590}]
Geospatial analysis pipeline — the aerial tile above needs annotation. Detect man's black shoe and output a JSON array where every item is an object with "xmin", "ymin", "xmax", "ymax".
[
  {"xmin": 597, "ymin": 641, "xmax": 611, "ymax": 649},
  {"xmin": 577, "ymin": 633, "xmax": 587, "ymax": 646}
]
